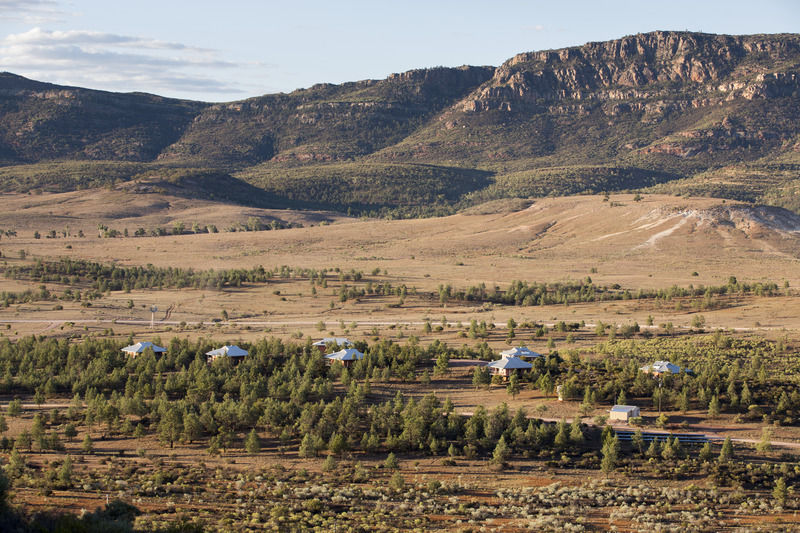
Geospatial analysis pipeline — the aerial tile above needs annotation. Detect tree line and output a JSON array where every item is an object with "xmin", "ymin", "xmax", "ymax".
[
  {"xmin": 436, "ymin": 276, "xmax": 782, "ymax": 307},
  {"xmin": 4, "ymin": 259, "xmax": 368, "ymax": 292}
]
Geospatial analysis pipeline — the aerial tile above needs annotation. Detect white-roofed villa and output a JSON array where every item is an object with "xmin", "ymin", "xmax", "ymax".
[
  {"xmin": 641, "ymin": 360, "xmax": 690, "ymax": 376},
  {"xmin": 312, "ymin": 337, "xmax": 353, "ymax": 354},
  {"xmin": 486, "ymin": 354, "xmax": 532, "ymax": 378},
  {"xmin": 121, "ymin": 341, "xmax": 166, "ymax": 358},
  {"xmin": 325, "ymin": 348, "xmax": 364, "ymax": 368},
  {"xmin": 206, "ymin": 345, "xmax": 249, "ymax": 365},
  {"xmin": 499, "ymin": 346, "xmax": 542, "ymax": 360}
]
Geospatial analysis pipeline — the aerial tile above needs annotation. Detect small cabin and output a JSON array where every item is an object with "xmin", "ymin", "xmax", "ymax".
[
  {"xmin": 641, "ymin": 360, "xmax": 687, "ymax": 376},
  {"xmin": 121, "ymin": 341, "xmax": 166, "ymax": 358},
  {"xmin": 609, "ymin": 405, "xmax": 640, "ymax": 422},
  {"xmin": 500, "ymin": 347, "xmax": 543, "ymax": 360},
  {"xmin": 206, "ymin": 345, "xmax": 249, "ymax": 365},
  {"xmin": 312, "ymin": 337, "xmax": 353, "ymax": 354},
  {"xmin": 486, "ymin": 355, "xmax": 532, "ymax": 378},
  {"xmin": 325, "ymin": 348, "xmax": 364, "ymax": 368}
]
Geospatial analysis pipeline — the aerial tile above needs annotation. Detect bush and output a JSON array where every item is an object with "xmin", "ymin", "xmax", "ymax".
[
  {"xmin": 384, "ymin": 452, "xmax": 399, "ymax": 470},
  {"xmin": 389, "ymin": 472, "xmax": 405, "ymax": 492}
]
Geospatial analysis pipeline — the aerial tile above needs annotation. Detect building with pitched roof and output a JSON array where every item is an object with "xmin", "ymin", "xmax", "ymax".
[
  {"xmin": 499, "ymin": 346, "xmax": 542, "ymax": 360},
  {"xmin": 206, "ymin": 345, "xmax": 249, "ymax": 364},
  {"xmin": 486, "ymin": 355, "xmax": 532, "ymax": 378},
  {"xmin": 121, "ymin": 341, "xmax": 166, "ymax": 357},
  {"xmin": 609, "ymin": 405, "xmax": 640, "ymax": 422},
  {"xmin": 325, "ymin": 348, "xmax": 364, "ymax": 367},
  {"xmin": 641, "ymin": 360, "xmax": 687, "ymax": 376},
  {"xmin": 312, "ymin": 337, "xmax": 353, "ymax": 353}
]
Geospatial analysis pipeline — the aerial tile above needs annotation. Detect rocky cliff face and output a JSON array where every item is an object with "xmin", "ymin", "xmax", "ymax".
[
  {"xmin": 372, "ymin": 31, "xmax": 800, "ymax": 170},
  {"xmin": 2, "ymin": 32, "xmax": 799, "ymax": 169},
  {"xmin": 459, "ymin": 32, "xmax": 800, "ymax": 113}
]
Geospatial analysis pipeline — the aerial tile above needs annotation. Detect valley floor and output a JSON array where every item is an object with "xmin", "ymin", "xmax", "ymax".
[{"xmin": 1, "ymin": 192, "xmax": 799, "ymax": 531}]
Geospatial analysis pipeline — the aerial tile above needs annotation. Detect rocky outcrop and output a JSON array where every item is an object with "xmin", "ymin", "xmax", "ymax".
[
  {"xmin": 721, "ymin": 205, "xmax": 800, "ymax": 234},
  {"xmin": 459, "ymin": 31, "xmax": 800, "ymax": 113},
  {"xmin": 656, "ymin": 204, "xmax": 800, "ymax": 236}
]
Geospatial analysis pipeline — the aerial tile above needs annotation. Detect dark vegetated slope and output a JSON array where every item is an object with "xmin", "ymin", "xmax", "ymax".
[
  {"xmin": 0, "ymin": 161, "xmax": 150, "ymax": 192},
  {"xmin": 0, "ymin": 73, "xmax": 206, "ymax": 164},
  {"xmin": 464, "ymin": 166, "xmax": 678, "ymax": 203},
  {"xmin": 132, "ymin": 167, "xmax": 288, "ymax": 209},
  {"xmin": 158, "ymin": 66, "xmax": 494, "ymax": 167},
  {"xmin": 759, "ymin": 150, "xmax": 800, "ymax": 213},
  {"xmin": 647, "ymin": 149, "xmax": 800, "ymax": 208},
  {"xmin": 0, "ymin": 162, "xmax": 284, "ymax": 209},
  {"xmin": 236, "ymin": 162, "xmax": 493, "ymax": 214}
]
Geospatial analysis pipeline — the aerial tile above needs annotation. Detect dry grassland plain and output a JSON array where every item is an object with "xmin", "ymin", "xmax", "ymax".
[{"xmin": 1, "ymin": 192, "xmax": 799, "ymax": 338}]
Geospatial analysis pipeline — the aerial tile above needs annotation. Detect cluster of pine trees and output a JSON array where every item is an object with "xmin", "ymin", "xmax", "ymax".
[{"xmin": 0, "ymin": 335, "xmax": 597, "ymax": 464}]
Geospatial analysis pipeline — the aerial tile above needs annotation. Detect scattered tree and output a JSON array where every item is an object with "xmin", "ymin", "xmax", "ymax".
[
  {"xmin": 81, "ymin": 434, "xmax": 93, "ymax": 454},
  {"xmin": 506, "ymin": 373, "xmax": 521, "ymax": 398},
  {"xmin": 708, "ymin": 395, "xmax": 720, "ymax": 419},
  {"xmin": 718, "ymin": 436, "xmax": 733, "ymax": 462},
  {"xmin": 245, "ymin": 429, "xmax": 261, "ymax": 454},
  {"xmin": 601, "ymin": 436, "xmax": 619, "ymax": 477},
  {"xmin": 756, "ymin": 427, "xmax": 772, "ymax": 453},
  {"xmin": 773, "ymin": 477, "xmax": 788, "ymax": 507},
  {"xmin": 384, "ymin": 452, "xmax": 399, "ymax": 470},
  {"xmin": 57, "ymin": 456, "xmax": 73, "ymax": 488},
  {"xmin": 491, "ymin": 436, "xmax": 510, "ymax": 466},
  {"xmin": 64, "ymin": 423, "xmax": 77, "ymax": 442}
]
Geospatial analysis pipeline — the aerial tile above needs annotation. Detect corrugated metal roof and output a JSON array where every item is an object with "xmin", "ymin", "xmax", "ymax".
[
  {"xmin": 500, "ymin": 347, "xmax": 542, "ymax": 358},
  {"xmin": 610, "ymin": 405, "xmax": 639, "ymax": 413},
  {"xmin": 325, "ymin": 348, "xmax": 364, "ymax": 361},
  {"xmin": 487, "ymin": 355, "xmax": 533, "ymax": 370},
  {"xmin": 641, "ymin": 360, "xmax": 685, "ymax": 374},
  {"xmin": 121, "ymin": 341, "xmax": 166, "ymax": 353},
  {"xmin": 206, "ymin": 345, "xmax": 248, "ymax": 357},
  {"xmin": 313, "ymin": 337, "xmax": 353, "ymax": 347}
]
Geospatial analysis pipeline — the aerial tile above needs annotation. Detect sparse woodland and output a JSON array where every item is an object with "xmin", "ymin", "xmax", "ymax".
[{"xmin": 0, "ymin": 317, "xmax": 798, "ymax": 531}]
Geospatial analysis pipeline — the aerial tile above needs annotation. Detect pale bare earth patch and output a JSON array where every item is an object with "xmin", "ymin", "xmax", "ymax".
[{"xmin": 635, "ymin": 216, "xmax": 688, "ymax": 249}]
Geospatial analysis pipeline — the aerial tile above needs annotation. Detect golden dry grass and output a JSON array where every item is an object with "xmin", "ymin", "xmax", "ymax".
[
  {"xmin": 1, "ymin": 191, "xmax": 800, "ymax": 343},
  {"xmin": 2, "ymin": 191, "xmax": 797, "ymax": 287}
]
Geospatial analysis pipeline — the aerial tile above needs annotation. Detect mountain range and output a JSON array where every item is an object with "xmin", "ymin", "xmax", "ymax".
[{"xmin": 1, "ymin": 30, "xmax": 799, "ymax": 215}]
